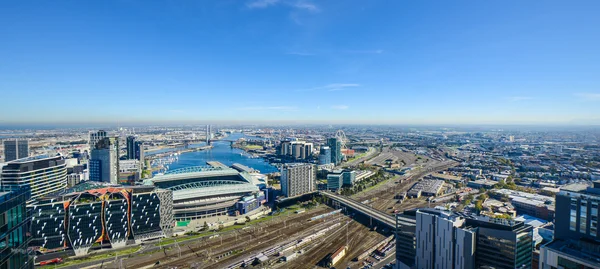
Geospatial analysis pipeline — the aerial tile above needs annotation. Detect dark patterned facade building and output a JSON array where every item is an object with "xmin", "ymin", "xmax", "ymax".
[{"xmin": 29, "ymin": 186, "xmax": 172, "ymax": 257}]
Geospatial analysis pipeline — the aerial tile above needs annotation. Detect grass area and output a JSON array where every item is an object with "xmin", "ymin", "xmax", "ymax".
[
  {"xmin": 55, "ymin": 246, "xmax": 141, "ymax": 268},
  {"xmin": 156, "ymin": 213, "xmax": 281, "ymax": 246},
  {"xmin": 243, "ymin": 145, "xmax": 263, "ymax": 150},
  {"xmin": 361, "ymin": 175, "xmax": 398, "ymax": 194},
  {"xmin": 347, "ymin": 152, "xmax": 368, "ymax": 162},
  {"xmin": 155, "ymin": 205, "xmax": 311, "ymax": 247},
  {"xmin": 157, "ymin": 230, "xmax": 214, "ymax": 246}
]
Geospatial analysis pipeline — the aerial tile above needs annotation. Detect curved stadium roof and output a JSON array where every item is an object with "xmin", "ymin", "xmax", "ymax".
[{"xmin": 148, "ymin": 166, "xmax": 259, "ymax": 200}]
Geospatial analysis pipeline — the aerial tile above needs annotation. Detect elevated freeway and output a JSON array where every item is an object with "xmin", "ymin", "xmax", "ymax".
[{"xmin": 320, "ymin": 191, "xmax": 395, "ymax": 229}]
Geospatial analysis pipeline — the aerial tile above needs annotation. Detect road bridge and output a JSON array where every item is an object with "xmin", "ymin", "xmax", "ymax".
[{"xmin": 320, "ymin": 191, "xmax": 395, "ymax": 229}]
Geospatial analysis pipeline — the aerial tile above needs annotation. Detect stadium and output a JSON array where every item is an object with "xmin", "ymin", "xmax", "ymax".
[{"xmin": 147, "ymin": 165, "xmax": 267, "ymax": 221}]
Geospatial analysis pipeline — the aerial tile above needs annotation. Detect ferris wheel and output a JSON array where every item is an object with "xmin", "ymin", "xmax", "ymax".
[{"xmin": 335, "ymin": 130, "xmax": 348, "ymax": 149}]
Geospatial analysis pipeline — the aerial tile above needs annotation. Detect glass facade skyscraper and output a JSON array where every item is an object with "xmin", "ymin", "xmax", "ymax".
[
  {"xmin": 319, "ymin": 146, "xmax": 332, "ymax": 165},
  {"xmin": 0, "ymin": 186, "xmax": 33, "ymax": 269},
  {"xmin": 126, "ymin": 136, "xmax": 144, "ymax": 161},
  {"xmin": 327, "ymin": 138, "xmax": 342, "ymax": 165}
]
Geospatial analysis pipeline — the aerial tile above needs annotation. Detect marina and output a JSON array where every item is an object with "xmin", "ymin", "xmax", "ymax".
[{"xmin": 150, "ymin": 133, "xmax": 278, "ymax": 174}]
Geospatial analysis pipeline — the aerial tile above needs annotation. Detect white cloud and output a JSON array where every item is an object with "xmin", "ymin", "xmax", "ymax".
[
  {"xmin": 291, "ymin": 1, "xmax": 319, "ymax": 12},
  {"xmin": 331, "ymin": 105, "xmax": 349, "ymax": 110},
  {"xmin": 237, "ymin": 106, "xmax": 298, "ymax": 111},
  {"xmin": 507, "ymin": 96, "xmax": 533, "ymax": 102},
  {"xmin": 297, "ymin": 83, "xmax": 360, "ymax": 92},
  {"xmin": 247, "ymin": 0, "xmax": 279, "ymax": 9},
  {"xmin": 574, "ymin": 92, "xmax": 600, "ymax": 101}
]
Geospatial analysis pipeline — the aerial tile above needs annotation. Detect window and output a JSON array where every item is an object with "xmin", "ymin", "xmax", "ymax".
[
  {"xmin": 592, "ymin": 202, "xmax": 599, "ymax": 237},
  {"xmin": 580, "ymin": 202, "xmax": 587, "ymax": 233},
  {"xmin": 570, "ymin": 198, "xmax": 578, "ymax": 231}
]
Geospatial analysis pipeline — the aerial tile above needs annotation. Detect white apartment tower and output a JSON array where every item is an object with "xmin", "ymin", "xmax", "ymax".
[{"xmin": 280, "ymin": 163, "xmax": 315, "ymax": 197}]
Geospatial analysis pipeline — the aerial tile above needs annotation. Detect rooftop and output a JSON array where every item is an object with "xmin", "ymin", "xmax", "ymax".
[
  {"xmin": 543, "ymin": 239, "xmax": 600, "ymax": 268},
  {"xmin": 7, "ymin": 154, "xmax": 57, "ymax": 163}
]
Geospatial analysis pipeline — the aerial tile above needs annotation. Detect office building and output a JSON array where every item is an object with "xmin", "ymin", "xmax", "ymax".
[
  {"xmin": 88, "ymin": 130, "xmax": 107, "ymax": 149},
  {"xmin": 540, "ymin": 182, "xmax": 600, "ymax": 269},
  {"xmin": 467, "ymin": 215, "xmax": 533, "ymax": 269},
  {"xmin": 0, "ymin": 155, "xmax": 67, "ymax": 203},
  {"xmin": 327, "ymin": 170, "xmax": 357, "ymax": 190},
  {"xmin": 0, "ymin": 186, "xmax": 34, "ymax": 269},
  {"xmin": 29, "ymin": 186, "xmax": 172, "ymax": 257},
  {"xmin": 319, "ymin": 146, "xmax": 332, "ymax": 165},
  {"xmin": 280, "ymin": 163, "xmax": 315, "ymax": 198},
  {"xmin": 343, "ymin": 170, "xmax": 356, "ymax": 185},
  {"xmin": 327, "ymin": 173, "xmax": 343, "ymax": 191},
  {"xmin": 395, "ymin": 212, "xmax": 417, "ymax": 269},
  {"xmin": 3, "ymin": 139, "xmax": 29, "ymax": 162},
  {"xmin": 327, "ymin": 137, "xmax": 342, "ymax": 165},
  {"xmin": 89, "ymin": 137, "xmax": 119, "ymax": 184}
]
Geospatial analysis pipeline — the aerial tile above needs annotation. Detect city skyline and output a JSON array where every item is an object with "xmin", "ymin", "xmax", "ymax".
[{"xmin": 2, "ymin": 1, "xmax": 600, "ymax": 125}]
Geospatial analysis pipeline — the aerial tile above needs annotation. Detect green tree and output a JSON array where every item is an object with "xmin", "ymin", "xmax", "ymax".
[{"xmin": 475, "ymin": 200, "xmax": 483, "ymax": 212}]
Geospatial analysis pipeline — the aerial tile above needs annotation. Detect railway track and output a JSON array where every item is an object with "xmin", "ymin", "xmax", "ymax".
[{"xmin": 157, "ymin": 210, "xmax": 344, "ymax": 269}]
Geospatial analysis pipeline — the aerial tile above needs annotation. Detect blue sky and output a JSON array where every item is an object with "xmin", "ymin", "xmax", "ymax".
[{"xmin": 1, "ymin": 0, "xmax": 600, "ymax": 125}]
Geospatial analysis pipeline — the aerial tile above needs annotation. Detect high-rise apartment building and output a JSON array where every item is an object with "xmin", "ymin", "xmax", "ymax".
[
  {"xmin": 0, "ymin": 186, "xmax": 34, "ymax": 268},
  {"xmin": 126, "ymin": 136, "xmax": 136, "ymax": 159},
  {"xmin": 206, "ymin": 125, "xmax": 211, "ymax": 144},
  {"xmin": 126, "ymin": 136, "xmax": 144, "ymax": 161},
  {"xmin": 3, "ymin": 140, "xmax": 29, "ymax": 162},
  {"xmin": 89, "ymin": 137, "xmax": 119, "ymax": 184},
  {"xmin": 0, "ymin": 155, "xmax": 67, "ymax": 203},
  {"xmin": 415, "ymin": 209, "xmax": 476, "ymax": 269},
  {"xmin": 327, "ymin": 137, "xmax": 342, "ymax": 165},
  {"xmin": 395, "ymin": 209, "xmax": 533, "ymax": 269},
  {"xmin": 279, "ymin": 141, "xmax": 313, "ymax": 160},
  {"xmin": 280, "ymin": 163, "xmax": 315, "ymax": 198},
  {"xmin": 540, "ymin": 181, "xmax": 600, "ymax": 268},
  {"xmin": 89, "ymin": 130, "xmax": 107, "ymax": 149},
  {"xmin": 319, "ymin": 146, "xmax": 332, "ymax": 165}
]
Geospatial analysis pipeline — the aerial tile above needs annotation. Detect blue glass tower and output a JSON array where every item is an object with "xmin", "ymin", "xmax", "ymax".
[{"xmin": 0, "ymin": 186, "xmax": 33, "ymax": 269}]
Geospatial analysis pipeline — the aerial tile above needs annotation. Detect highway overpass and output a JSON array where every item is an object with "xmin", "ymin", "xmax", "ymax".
[{"xmin": 320, "ymin": 191, "xmax": 395, "ymax": 229}]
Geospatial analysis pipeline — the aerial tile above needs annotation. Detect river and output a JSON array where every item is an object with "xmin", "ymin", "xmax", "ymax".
[{"xmin": 152, "ymin": 133, "xmax": 278, "ymax": 174}]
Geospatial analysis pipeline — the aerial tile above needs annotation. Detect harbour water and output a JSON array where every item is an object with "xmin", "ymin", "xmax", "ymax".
[{"xmin": 157, "ymin": 133, "xmax": 278, "ymax": 174}]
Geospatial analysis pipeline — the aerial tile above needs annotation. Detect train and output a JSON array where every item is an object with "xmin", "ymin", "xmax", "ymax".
[{"xmin": 38, "ymin": 258, "xmax": 63, "ymax": 266}]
